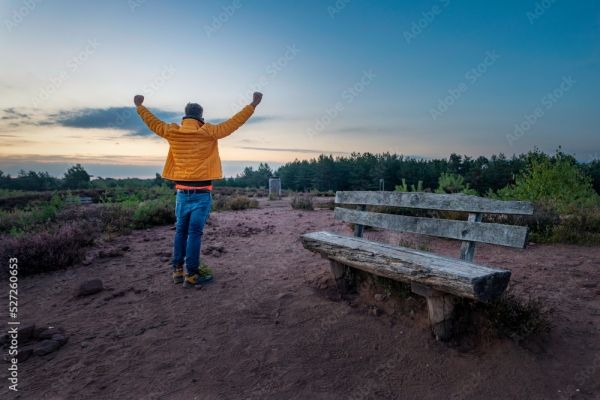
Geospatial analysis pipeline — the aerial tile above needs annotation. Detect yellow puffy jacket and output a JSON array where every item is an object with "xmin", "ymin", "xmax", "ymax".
[{"xmin": 136, "ymin": 104, "xmax": 255, "ymax": 181}]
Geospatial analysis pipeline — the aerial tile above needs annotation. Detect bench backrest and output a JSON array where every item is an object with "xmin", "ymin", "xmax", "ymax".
[{"xmin": 334, "ymin": 191, "xmax": 534, "ymax": 262}]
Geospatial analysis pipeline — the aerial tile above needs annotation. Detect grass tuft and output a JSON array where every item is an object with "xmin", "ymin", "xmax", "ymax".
[
  {"xmin": 213, "ymin": 195, "xmax": 259, "ymax": 211},
  {"xmin": 291, "ymin": 194, "xmax": 314, "ymax": 210}
]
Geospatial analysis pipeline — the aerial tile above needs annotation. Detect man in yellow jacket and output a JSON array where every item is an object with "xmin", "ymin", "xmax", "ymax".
[{"xmin": 134, "ymin": 92, "xmax": 263, "ymax": 288}]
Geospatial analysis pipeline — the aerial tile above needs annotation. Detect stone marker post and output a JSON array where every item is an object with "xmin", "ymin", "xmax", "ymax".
[{"xmin": 269, "ymin": 178, "xmax": 282, "ymax": 200}]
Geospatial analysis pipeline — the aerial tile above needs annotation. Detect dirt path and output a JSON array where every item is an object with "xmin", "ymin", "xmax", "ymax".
[{"xmin": 2, "ymin": 202, "xmax": 600, "ymax": 399}]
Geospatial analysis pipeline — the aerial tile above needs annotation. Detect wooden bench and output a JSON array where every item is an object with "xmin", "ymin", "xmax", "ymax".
[{"xmin": 301, "ymin": 191, "xmax": 534, "ymax": 340}]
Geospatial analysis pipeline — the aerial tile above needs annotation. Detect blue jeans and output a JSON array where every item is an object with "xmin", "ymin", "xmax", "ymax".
[{"xmin": 172, "ymin": 191, "xmax": 212, "ymax": 275}]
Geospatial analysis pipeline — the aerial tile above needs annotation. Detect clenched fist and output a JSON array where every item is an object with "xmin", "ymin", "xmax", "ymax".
[
  {"xmin": 134, "ymin": 95, "xmax": 144, "ymax": 106},
  {"xmin": 250, "ymin": 92, "xmax": 263, "ymax": 108}
]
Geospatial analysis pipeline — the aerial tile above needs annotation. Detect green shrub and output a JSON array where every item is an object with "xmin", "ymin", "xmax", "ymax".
[
  {"xmin": 97, "ymin": 203, "xmax": 136, "ymax": 234},
  {"xmin": 493, "ymin": 157, "xmax": 600, "ymax": 244},
  {"xmin": 582, "ymin": 159, "xmax": 600, "ymax": 194},
  {"xmin": 497, "ymin": 157, "xmax": 600, "ymax": 213},
  {"xmin": 0, "ymin": 193, "xmax": 65, "ymax": 235},
  {"xmin": 0, "ymin": 189, "xmax": 38, "ymax": 200},
  {"xmin": 291, "ymin": 194, "xmax": 314, "ymax": 210},
  {"xmin": 435, "ymin": 173, "xmax": 477, "ymax": 195},
  {"xmin": 523, "ymin": 204, "xmax": 561, "ymax": 243},
  {"xmin": 98, "ymin": 197, "xmax": 176, "ymax": 232},
  {"xmin": 132, "ymin": 197, "xmax": 175, "ymax": 228},
  {"xmin": 549, "ymin": 205, "xmax": 600, "ymax": 245},
  {"xmin": 0, "ymin": 191, "xmax": 54, "ymax": 211},
  {"xmin": 497, "ymin": 204, "xmax": 600, "ymax": 246},
  {"xmin": 395, "ymin": 178, "xmax": 423, "ymax": 192},
  {"xmin": 486, "ymin": 203, "xmax": 561, "ymax": 243}
]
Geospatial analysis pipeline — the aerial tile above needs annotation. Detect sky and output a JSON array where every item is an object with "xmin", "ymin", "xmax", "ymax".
[{"xmin": 1, "ymin": 0, "xmax": 599, "ymax": 178}]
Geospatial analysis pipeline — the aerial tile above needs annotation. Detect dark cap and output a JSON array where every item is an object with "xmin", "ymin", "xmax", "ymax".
[{"xmin": 184, "ymin": 103, "xmax": 204, "ymax": 122}]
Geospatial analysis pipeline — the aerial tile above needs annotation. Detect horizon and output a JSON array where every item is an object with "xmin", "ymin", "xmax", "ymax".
[
  {"xmin": 1, "ymin": 0, "xmax": 599, "ymax": 178},
  {"xmin": 0, "ymin": 147, "xmax": 587, "ymax": 180}
]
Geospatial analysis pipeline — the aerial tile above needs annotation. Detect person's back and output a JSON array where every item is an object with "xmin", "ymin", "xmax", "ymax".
[
  {"xmin": 135, "ymin": 94, "xmax": 262, "ymax": 184},
  {"xmin": 133, "ymin": 92, "xmax": 263, "ymax": 288},
  {"xmin": 166, "ymin": 117, "xmax": 218, "ymax": 181}
]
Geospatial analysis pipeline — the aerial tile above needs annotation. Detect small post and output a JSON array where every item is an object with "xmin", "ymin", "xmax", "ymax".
[
  {"xmin": 268, "ymin": 177, "xmax": 281, "ymax": 200},
  {"xmin": 379, "ymin": 178, "xmax": 385, "ymax": 191}
]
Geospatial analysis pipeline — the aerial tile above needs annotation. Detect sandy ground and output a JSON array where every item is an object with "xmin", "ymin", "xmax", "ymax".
[{"xmin": 2, "ymin": 198, "xmax": 600, "ymax": 400}]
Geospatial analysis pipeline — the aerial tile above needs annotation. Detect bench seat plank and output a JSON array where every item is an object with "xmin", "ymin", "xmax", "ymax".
[
  {"xmin": 336, "ymin": 191, "xmax": 534, "ymax": 215},
  {"xmin": 335, "ymin": 207, "xmax": 529, "ymax": 248},
  {"xmin": 301, "ymin": 231, "xmax": 511, "ymax": 302}
]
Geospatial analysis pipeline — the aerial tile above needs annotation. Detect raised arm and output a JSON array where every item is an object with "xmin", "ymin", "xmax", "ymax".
[
  {"xmin": 206, "ymin": 92, "xmax": 263, "ymax": 140},
  {"xmin": 133, "ymin": 95, "xmax": 169, "ymax": 138}
]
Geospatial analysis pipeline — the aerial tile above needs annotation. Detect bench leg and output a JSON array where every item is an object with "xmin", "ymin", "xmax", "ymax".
[
  {"xmin": 411, "ymin": 282, "xmax": 455, "ymax": 341},
  {"xmin": 329, "ymin": 260, "xmax": 353, "ymax": 294},
  {"xmin": 425, "ymin": 294, "xmax": 455, "ymax": 341}
]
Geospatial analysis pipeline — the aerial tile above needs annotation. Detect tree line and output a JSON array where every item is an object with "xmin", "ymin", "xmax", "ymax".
[
  {"xmin": 2, "ymin": 150, "xmax": 600, "ymax": 195},
  {"xmin": 222, "ymin": 150, "xmax": 600, "ymax": 195},
  {"xmin": 0, "ymin": 164, "xmax": 169, "ymax": 191}
]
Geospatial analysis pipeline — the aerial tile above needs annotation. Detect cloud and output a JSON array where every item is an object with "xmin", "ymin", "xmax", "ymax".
[
  {"xmin": 47, "ymin": 107, "xmax": 181, "ymax": 136},
  {"xmin": 237, "ymin": 146, "xmax": 348, "ymax": 154},
  {"xmin": 0, "ymin": 109, "xmax": 35, "ymax": 132},
  {"xmin": 1, "ymin": 108, "xmax": 33, "ymax": 122},
  {"xmin": 0, "ymin": 106, "xmax": 276, "ymax": 136}
]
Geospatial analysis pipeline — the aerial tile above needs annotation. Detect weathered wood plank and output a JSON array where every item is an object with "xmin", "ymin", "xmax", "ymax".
[
  {"xmin": 335, "ymin": 191, "xmax": 534, "ymax": 215},
  {"xmin": 335, "ymin": 207, "xmax": 529, "ymax": 248},
  {"xmin": 301, "ymin": 231, "xmax": 511, "ymax": 302},
  {"xmin": 459, "ymin": 212, "xmax": 482, "ymax": 261}
]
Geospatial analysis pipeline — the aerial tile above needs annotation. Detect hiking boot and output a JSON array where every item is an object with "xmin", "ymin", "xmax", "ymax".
[
  {"xmin": 182, "ymin": 272, "xmax": 214, "ymax": 289},
  {"xmin": 172, "ymin": 266, "xmax": 184, "ymax": 284}
]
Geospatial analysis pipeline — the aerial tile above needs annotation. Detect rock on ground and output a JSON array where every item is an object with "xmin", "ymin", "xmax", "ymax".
[{"xmin": 76, "ymin": 279, "xmax": 104, "ymax": 297}]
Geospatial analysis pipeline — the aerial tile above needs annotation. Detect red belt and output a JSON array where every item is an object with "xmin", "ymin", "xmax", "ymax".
[{"xmin": 175, "ymin": 184, "xmax": 213, "ymax": 191}]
